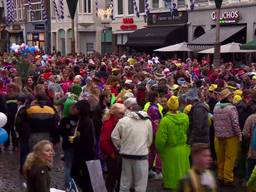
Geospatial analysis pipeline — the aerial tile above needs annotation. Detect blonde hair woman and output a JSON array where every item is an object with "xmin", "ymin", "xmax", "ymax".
[
  {"xmin": 100, "ymin": 103, "xmax": 126, "ymax": 192},
  {"xmin": 23, "ymin": 140, "xmax": 54, "ymax": 192}
]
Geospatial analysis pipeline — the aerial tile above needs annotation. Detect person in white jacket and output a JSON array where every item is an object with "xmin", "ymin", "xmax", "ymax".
[{"xmin": 111, "ymin": 98, "xmax": 153, "ymax": 192}]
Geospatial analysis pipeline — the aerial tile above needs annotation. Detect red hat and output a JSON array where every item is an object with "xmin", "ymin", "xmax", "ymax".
[{"xmin": 237, "ymin": 70, "xmax": 245, "ymax": 76}]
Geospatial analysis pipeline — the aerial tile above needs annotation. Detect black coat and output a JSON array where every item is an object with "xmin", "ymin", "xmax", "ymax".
[
  {"xmin": 26, "ymin": 163, "xmax": 51, "ymax": 192},
  {"xmin": 72, "ymin": 116, "xmax": 96, "ymax": 192},
  {"xmin": 15, "ymin": 105, "xmax": 30, "ymax": 143},
  {"xmin": 59, "ymin": 115, "xmax": 78, "ymax": 150},
  {"xmin": 188, "ymin": 101, "xmax": 210, "ymax": 145},
  {"xmin": 73, "ymin": 116, "xmax": 96, "ymax": 159}
]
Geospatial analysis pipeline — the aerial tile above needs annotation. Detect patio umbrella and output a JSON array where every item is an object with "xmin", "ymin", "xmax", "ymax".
[
  {"xmin": 240, "ymin": 40, "xmax": 256, "ymax": 50},
  {"xmin": 154, "ymin": 42, "xmax": 192, "ymax": 52},
  {"xmin": 198, "ymin": 42, "xmax": 256, "ymax": 54}
]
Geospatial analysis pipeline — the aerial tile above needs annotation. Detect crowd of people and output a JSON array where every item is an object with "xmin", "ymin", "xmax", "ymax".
[{"xmin": 1, "ymin": 51, "xmax": 256, "ymax": 192}]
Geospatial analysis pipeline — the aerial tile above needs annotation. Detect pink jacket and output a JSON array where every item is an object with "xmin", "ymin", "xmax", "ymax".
[{"xmin": 213, "ymin": 102, "xmax": 241, "ymax": 138}]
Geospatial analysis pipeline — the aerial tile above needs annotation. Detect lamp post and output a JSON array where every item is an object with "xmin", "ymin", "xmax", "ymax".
[
  {"xmin": 213, "ymin": 0, "xmax": 223, "ymax": 66},
  {"xmin": 66, "ymin": 0, "xmax": 78, "ymax": 54},
  {"xmin": 96, "ymin": 7, "xmax": 113, "ymax": 54}
]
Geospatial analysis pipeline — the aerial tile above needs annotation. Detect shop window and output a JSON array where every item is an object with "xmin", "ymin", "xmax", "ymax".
[
  {"xmin": 128, "ymin": 0, "xmax": 134, "ymax": 15},
  {"xmin": 39, "ymin": 33, "xmax": 45, "ymax": 41},
  {"xmin": 86, "ymin": 43, "xmax": 94, "ymax": 52},
  {"xmin": 139, "ymin": 0, "xmax": 145, "ymax": 13},
  {"xmin": 152, "ymin": 0, "xmax": 159, "ymax": 9},
  {"xmin": 27, "ymin": 33, "xmax": 32, "ymax": 41},
  {"xmin": 117, "ymin": 34, "xmax": 128, "ymax": 45},
  {"xmin": 84, "ymin": 0, "xmax": 92, "ymax": 13},
  {"xmin": 117, "ymin": 0, "xmax": 123, "ymax": 15}
]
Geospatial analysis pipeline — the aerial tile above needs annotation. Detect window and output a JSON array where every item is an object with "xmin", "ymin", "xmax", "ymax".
[
  {"xmin": 28, "ymin": 3, "xmax": 42, "ymax": 22},
  {"xmin": 117, "ymin": 34, "xmax": 128, "ymax": 45},
  {"xmin": 84, "ymin": 0, "xmax": 92, "ymax": 13},
  {"xmin": 26, "ymin": 32, "xmax": 45, "ymax": 49},
  {"xmin": 139, "ymin": 0, "xmax": 145, "ymax": 13},
  {"xmin": 117, "ymin": 0, "xmax": 123, "ymax": 15},
  {"xmin": 128, "ymin": 0, "xmax": 134, "ymax": 15},
  {"xmin": 86, "ymin": 43, "xmax": 94, "ymax": 53},
  {"xmin": 195, "ymin": 0, "xmax": 208, "ymax": 2},
  {"xmin": 152, "ymin": 0, "xmax": 159, "ymax": 9},
  {"xmin": 177, "ymin": 0, "xmax": 185, "ymax": 7},
  {"xmin": 52, "ymin": 1, "xmax": 56, "ymax": 18}
]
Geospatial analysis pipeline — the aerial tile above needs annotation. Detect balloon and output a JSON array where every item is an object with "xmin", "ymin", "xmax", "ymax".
[
  {"xmin": 25, "ymin": 47, "xmax": 30, "ymax": 53},
  {"xmin": 30, "ymin": 47, "xmax": 36, "ymax": 53},
  {"xmin": 0, "ymin": 128, "xmax": 8, "ymax": 145},
  {"xmin": 20, "ymin": 43, "xmax": 26, "ymax": 48},
  {"xmin": 34, "ymin": 45, "xmax": 39, "ymax": 51},
  {"xmin": 0, "ymin": 112, "xmax": 7, "ymax": 127},
  {"xmin": 42, "ymin": 54, "xmax": 48, "ymax": 60},
  {"xmin": 10, "ymin": 43, "xmax": 17, "ymax": 51}
]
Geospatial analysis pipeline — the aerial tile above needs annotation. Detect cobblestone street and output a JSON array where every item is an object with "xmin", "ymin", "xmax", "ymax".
[{"xmin": 0, "ymin": 150, "xmax": 245, "ymax": 192}]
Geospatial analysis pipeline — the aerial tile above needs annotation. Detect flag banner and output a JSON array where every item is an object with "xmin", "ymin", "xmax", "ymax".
[
  {"xmin": 133, "ymin": 0, "xmax": 140, "ymax": 17},
  {"xmin": 53, "ymin": 0, "xmax": 60, "ymax": 20},
  {"xmin": 41, "ymin": 0, "xmax": 48, "ymax": 22},
  {"xmin": 27, "ymin": 0, "xmax": 35, "ymax": 21},
  {"xmin": 59, "ymin": 0, "xmax": 64, "ymax": 19}
]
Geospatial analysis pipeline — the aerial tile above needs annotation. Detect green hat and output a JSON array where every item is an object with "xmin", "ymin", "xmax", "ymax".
[{"xmin": 70, "ymin": 84, "xmax": 82, "ymax": 97}]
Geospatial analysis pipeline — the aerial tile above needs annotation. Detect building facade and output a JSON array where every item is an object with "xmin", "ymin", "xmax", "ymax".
[
  {"xmin": 50, "ymin": 0, "xmax": 112, "ymax": 55},
  {"xmin": 188, "ymin": 0, "xmax": 256, "ymax": 50},
  {"xmin": 112, "ymin": 0, "xmax": 194, "ymax": 54},
  {"xmin": 3, "ymin": 0, "xmax": 51, "ymax": 52}
]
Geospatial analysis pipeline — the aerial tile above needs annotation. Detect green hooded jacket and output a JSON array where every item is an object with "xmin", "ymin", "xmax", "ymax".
[{"xmin": 155, "ymin": 111, "xmax": 190, "ymax": 190}]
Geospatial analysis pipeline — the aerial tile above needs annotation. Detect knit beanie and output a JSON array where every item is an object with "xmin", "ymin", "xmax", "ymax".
[{"xmin": 167, "ymin": 96, "xmax": 179, "ymax": 111}]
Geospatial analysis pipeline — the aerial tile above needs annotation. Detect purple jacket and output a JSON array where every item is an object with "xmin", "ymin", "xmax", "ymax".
[{"xmin": 213, "ymin": 102, "xmax": 241, "ymax": 138}]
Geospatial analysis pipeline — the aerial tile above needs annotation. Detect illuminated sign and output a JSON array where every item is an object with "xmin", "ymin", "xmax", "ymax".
[{"xmin": 211, "ymin": 10, "xmax": 240, "ymax": 24}]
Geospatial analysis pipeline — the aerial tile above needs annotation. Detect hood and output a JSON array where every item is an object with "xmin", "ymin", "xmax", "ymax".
[
  {"xmin": 215, "ymin": 101, "xmax": 232, "ymax": 109},
  {"xmin": 126, "ymin": 111, "xmax": 149, "ymax": 120},
  {"xmin": 165, "ymin": 112, "xmax": 188, "ymax": 125}
]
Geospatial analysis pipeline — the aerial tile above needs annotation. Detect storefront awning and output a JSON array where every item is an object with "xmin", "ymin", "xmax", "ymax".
[
  {"xmin": 126, "ymin": 26, "xmax": 187, "ymax": 48},
  {"xmin": 188, "ymin": 25, "xmax": 245, "ymax": 50},
  {"xmin": 240, "ymin": 40, "xmax": 256, "ymax": 50}
]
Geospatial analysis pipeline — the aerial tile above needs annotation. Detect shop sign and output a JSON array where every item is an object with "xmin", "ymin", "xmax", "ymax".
[
  {"xmin": 211, "ymin": 10, "xmax": 240, "ymax": 24},
  {"xmin": 120, "ymin": 18, "xmax": 137, "ymax": 31},
  {"xmin": 147, "ymin": 11, "xmax": 188, "ymax": 26},
  {"xmin": 34, "ymin": 24, "xmax": 45, "ymax": 30},
  {"xmin": 12, "ymin": 24, "xmax": 21, "ymax": 30}
]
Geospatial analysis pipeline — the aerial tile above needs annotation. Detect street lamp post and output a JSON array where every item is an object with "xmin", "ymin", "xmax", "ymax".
[
  {"xmin": 66, "ymin": 0, "xmax": 78, "ymax": 54},
  {"xmin": 96, "ymin": 7, "xmax": 113, "ymax": 54},
  {"xmin": 213, "ymin": 0, "xmax": 223, "ymax": 66}
]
